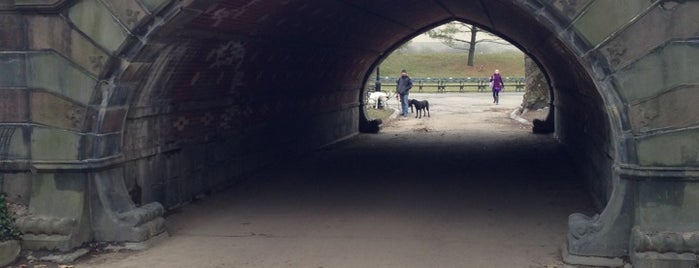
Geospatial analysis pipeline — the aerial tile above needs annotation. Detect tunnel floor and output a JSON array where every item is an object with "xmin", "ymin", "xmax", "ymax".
[{"xmin": 77, "ymin": 93, "xmax": 597, "ymax": 267}]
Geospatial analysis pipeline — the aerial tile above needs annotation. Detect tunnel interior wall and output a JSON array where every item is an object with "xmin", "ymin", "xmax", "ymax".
[
  {"xmin": 442, "ymin": 0, "xmax": 617, "ymax": 209},
  {"xmin": 120, "ymin": 37, "xmax": 363, "ymax": 208},
  {"xmin": 553, "ymin": 70, "xmax": 614, "ymax": 209}
]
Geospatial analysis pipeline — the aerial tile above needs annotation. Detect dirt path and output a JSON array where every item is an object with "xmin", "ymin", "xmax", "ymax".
[{"xmin": 24, "ymin": 93, "xmax": 594, "ymax": 268}]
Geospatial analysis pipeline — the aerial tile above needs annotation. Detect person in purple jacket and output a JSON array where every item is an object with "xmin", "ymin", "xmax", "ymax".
[{"xmin": 489, "ymin": 69, "xmax": 505, "ymax": 104}]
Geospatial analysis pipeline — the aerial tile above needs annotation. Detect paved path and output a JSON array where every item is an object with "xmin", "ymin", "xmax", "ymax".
[{"xmin": 74, "ymin": 93, "xmax": 594, "ymax": 268}]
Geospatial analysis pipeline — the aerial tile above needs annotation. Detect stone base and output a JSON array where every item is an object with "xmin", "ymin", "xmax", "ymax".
[
  {"xmin": 631, "ymin": 252, "xmax": 696, "ymax": 268},
  {"xmin": 0, "ymin": 240, "xmax": 20, "ymax": 267},
  {"xmin": 561, "ymin": 243, "xmax": 625, "ymax": 267},
  {"xmin": 27, "ymin": 248, "xmax": 90, "ymax": 263}
]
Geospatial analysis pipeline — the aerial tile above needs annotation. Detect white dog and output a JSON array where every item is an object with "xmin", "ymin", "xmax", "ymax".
[{"xmin": 367, "ymin": 91, "xmax": 393, "ymax": 109}]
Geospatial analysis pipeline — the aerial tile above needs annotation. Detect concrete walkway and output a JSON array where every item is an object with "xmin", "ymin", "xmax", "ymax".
[{"xmin": 74, "ymin": 93, "xmax": 596, "ymax": 268}]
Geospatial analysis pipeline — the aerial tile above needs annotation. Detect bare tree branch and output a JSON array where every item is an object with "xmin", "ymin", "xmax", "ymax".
[{"xmin": 425, "ymin": 21, "xmax": 511, "ymax": 66}]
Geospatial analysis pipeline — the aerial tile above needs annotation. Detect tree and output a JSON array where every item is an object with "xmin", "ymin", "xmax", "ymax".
[{"xmin": 427, "ymin": 21, "xmax": 510, "ymax": 66}]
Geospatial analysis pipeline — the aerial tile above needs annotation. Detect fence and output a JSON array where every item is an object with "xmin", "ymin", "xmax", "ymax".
[{"xmin": 369, "ymin": 77, "xmax": 525, "ymax": 93}]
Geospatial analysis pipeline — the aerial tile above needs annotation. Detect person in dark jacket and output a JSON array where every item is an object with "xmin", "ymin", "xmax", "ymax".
[
  {"xmin": 396, "ymin": 69, "xmax": 413, "ymax": 117},
  {"xmin": 490, "ymin": 69, "xmax": 504, "ymax": 104}
]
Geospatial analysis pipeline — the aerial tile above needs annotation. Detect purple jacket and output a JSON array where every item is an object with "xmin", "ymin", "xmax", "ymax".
[{"xmin": 490, "ymin": 74, "xmax": 504, "ymax": 90}]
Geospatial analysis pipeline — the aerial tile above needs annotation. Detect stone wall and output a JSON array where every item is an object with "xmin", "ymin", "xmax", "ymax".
[{"xmin": 1, "ymin": 1, "xmax": 698, "ymax": 266}]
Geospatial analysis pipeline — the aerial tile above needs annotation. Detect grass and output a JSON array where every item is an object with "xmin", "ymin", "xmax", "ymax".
[{"xmin": 377, "ymin": 51, "xmax": 525, "ymax": 79}]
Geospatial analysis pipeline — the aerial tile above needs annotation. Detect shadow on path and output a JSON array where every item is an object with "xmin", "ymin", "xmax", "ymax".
[{"xmin": 154, "ymin": 129, "xmax": 597, "ymax": 267}]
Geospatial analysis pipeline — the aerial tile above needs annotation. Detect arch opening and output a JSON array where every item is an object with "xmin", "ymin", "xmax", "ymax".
[
  {"xmin": 5, "ymin": 0, "xmax": 669, "ymax": 264},
  {"xmin": 111, "ymin": 0, "xmax": 618, "ymax": 257}
]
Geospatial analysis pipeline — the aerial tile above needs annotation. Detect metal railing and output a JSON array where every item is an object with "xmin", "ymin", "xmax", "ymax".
[{"xmin": 371, "ymin": 77, "xmax": 525, "ymax": 93}]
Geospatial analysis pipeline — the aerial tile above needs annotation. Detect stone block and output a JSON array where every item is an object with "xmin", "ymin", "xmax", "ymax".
[
  {"xmin": 83, "ymin": 107, "xmax": 126, "ymax": 134},
  {"xmin": 109, "ymin": 85, "xmax": 132, "ymax": 106},
  {"xmin": 0, "ymin": 14, "xmax": 25, "ymax": 50},
  {"xmin": 18, "ymin": 172, "xmax": 90, "ymax": 251},
  {"xmin": 0, "ymin": 126, "xmax": 29, "ymax": 160},
  {"xmin": 30, "ymin": 91, "xmax": 86, "ymax": 131},
  {"xmin": 0, "ymin": 89, "xmax": 28, "ymax": 122},
  {"xmin": 629, "ymin": 85, "xmax": 699, "ymax": 133},
  {"xmin": 631, "ymin": 252, "xmax": 696, "ymax": 268},
  {"xmin": 138, "ymin": 0, "xmax": 170, "ymax": 13},
  {"xmin": 12, "ymin": 0, "xmax": 68, "ymax": 10},
  {"xmin": 635, "ymin": 180, "xmax": 699, "ymax": 228},
  {"xmin": 68, "ymin": 0, "xmax": 129, "ymax": 53},
  {"xmin": 547, "ymin": 0, "xmax": 592, "ymax": 21},
  {"xmin": 128, "ymin": 42, "xmax": 167, "ymax": 62},
  {"xmin": 31, "ymin": 127, "xmax": 80, "ymax": 161},
  {"xmin": 600, "ymin": 1, "xmax": 699, "ymax": 71},
  {"xmin": 574, "ymin": 0, "xmax": 653, "ymax": 46},
  {"xmin": 119, "ymin": 62, "xmax": 153, "ymax": 83},
  {"xmin": 0, "ymin": 172, "xmax": 32, "ymax": 204},
  {"xmin": 123, "ymin": 116, "xmax": 162, "ymax": 153},
  {"xmin": 27, "ymin": 15, "xmax": 111, "ymax": 77},
  {"xmin": 636, "ymin": 128, "xmax": 699, "ymax": 166},
  {"xmin": 0, "ymin": 53, "xmax": 27, "ymax": 87},
  {"xmin": 31, "ymin": 173, "xmax": 87, "ymax": 217},
  {"xmin": 614, "ymin": 43, "xmax": 699, "ymax": 103},
  {"xmin": 26, "ymin": 52, "xmax": 97, "ymax": 105},
  {"xmin": 80, "ymin": 133, "xmax": 122, "ymax": 159},
  {"xmin": 101, "ymin": 0, "xmax": 148, "ymax": 31}
]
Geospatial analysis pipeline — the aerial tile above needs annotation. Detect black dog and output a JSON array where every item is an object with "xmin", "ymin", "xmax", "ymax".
[{"xmin": 409, "ymin": 99, "xmax": 430, "ymax": 118}]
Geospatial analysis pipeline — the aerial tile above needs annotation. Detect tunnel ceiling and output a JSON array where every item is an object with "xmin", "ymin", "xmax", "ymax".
[
  {"xmin": 113, "ymin": 0, "xmax": 609, "ymax": 183},
  {"xmin": 134, "ymin": 0, "xmax": 583, "ymax": 92}
]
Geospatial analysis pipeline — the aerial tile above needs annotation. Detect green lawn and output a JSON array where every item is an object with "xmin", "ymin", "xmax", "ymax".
[{"xmin": 378, "ymin": 51, "xmax": 525, "ymax": 79}]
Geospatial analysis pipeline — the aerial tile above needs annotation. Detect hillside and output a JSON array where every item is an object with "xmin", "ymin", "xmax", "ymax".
[{"xmin": 378, "ymin": 51, "xmax": 525, "ymax": 79}]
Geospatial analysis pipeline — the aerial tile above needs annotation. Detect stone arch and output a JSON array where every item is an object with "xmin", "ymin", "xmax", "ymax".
[{"xmin": 1, "ymin": 0, "xmax": 698, "ymax": 266}]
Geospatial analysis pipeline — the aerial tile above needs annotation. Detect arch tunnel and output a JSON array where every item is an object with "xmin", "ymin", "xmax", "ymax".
[{"xmin": 1, "ymin": 0, "xmax": 698, "ymax": 266}]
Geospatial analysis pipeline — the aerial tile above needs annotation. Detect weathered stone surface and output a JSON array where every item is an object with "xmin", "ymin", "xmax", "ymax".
[
  {"xmin": 522, "ymin": 55, "xmax": 549, "ymax": 110},
  {"xmin": 600, "ymin": 1, "xmax": 699, "ymax": 71},
  {"xmin": 30, "ymin": 91, "xmax": 86, "ymax": 131},
  {"xmin": 0, "ymin": 172, "xmax": 31, "ymax": 204},
  {"xmin": 636, "ymin": 181, "xmax": 699, "ymax": 228},
  {"xmin": 101, "ymin": 0, "xmax": 148, "ymax": 31},
  {"xmin": 0, "ymin": 240, "xmax": 20, "ymax": 267},
  {"xmin": 629, "ymin": 85, "xmax": 699, "ymax": 134},
  {"xmin": 574, "ymin": 0, "xmax": 653, "ymax": 46},
  {"xmin": 0, "ymin": 54, "xmax": 27, "ymax": 87},
  {"xmin": 67, "ymin": 0, "xmax": 129, "ymax": 53},
  {"xmin": 31, "ymin": 127, "xmax": 80, "ymax": 161},
  {"xmin": 613, "ymin": 43, "xmax": 699, "ymax": 103},
  {"xmin": 636, "ymin": 128, "xmax": 699, "ymax": 166},
  {"xmin": 7, "ymin": 0, "xmax": 69, "ymax": 10},
  {"xmin": 18, "ymin": 172, "xmax": 90, "ymax": 251},
  {"xmin": 80, "ymin": 133, "xmax": 122, "ymax": 159},
  {"xmin": 82, "ymin": 108, "xmax": 127, "ymax": 134},
  {"xmin": 0, "ymin": 14, "xmax": 25, "ymax": 50},
  {"xmin": 138, "ymin": 0, "xmax": 170, "ymax": 12},
  {"xmin": 0, "ymin": 89, "xmax": 28, "ymax": 122},
  {"xmin": 0, "ymin": 126, "xmax": 29, "ymax": 160},
  {"xmin": 26, "ymin": 53, "xmax": 97, "ymax": 105},
  {"xmin": 632, "ymin": 252, "xmax": 696, "ymax": 268},
  {"xmin": 123, "ymin": 116, "xmax": 162, "ymax": 153},
  {"xmin": 547, "ymin": 0, "xmax": 593, "ymax": 21},
  {"xmin": 27, "ymin": 15, "xmax": 111, "ymax": 76},
  {"xmin": 0, "ymin": 1, "xmax": 698, "ymax": 266}
]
